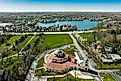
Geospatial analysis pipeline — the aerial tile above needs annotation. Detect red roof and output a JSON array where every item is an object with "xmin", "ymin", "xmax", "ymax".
[{"xmin": 44, "ymin": 53, "xmax": 77, "ymax": 71}]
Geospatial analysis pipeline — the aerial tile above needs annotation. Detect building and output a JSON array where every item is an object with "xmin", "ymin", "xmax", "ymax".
[
  {"xmin": 111, "ymin": 54, "xmax": 121, "ymax": 62},
  {"xmin": 44, "ymin": 50, "xmax": 85, "ymax": 73},
  {"xmin": 0, "ymin": 23, "xmax": 13, "ymax": 27}
]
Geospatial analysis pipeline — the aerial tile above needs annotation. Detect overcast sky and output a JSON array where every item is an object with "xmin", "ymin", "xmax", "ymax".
[{"xmin": 0, "ymin": 0, "xmax": 121, "ymax": 12}]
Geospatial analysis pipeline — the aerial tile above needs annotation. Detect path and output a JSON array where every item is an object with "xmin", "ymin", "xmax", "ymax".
[
  {"xmin": 25, "ymin": 44, "xmax": 74, "ymax": 81},
  {"xmin": 0, "ymin": 36, "xmax": 35, "ymax": 60}
]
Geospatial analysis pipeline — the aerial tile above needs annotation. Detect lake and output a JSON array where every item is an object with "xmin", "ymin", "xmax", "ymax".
[{"xmin": 38, "ymin": 20, "xmax": 99, "ymax": 30}]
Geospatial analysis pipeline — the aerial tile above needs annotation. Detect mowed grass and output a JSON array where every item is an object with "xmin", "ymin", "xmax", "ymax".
[
  {"xmin": 17, "ymin": 36, "xmax": 32, "ymax": 50},
  {"xmin": 80, "ymin": 33, "xmax": 94, "ymax": 43},
  {"xmin": 63, "ymin": 46, "xmax": 76, "ymax": 56},
  {"xmin": 36, "ymin": 34, "xmax": 72, "ymax": 69},
  {"xmin": 0, "ymin": 36, "xmax": 21, "ymax": 51},
  {"xmin": 29, "ymin": 36, "xmax": 39, "ymax": 45},
  {"xmin": 48, "ymin": 74, "xmax": 95, "ymax": 81},
  {"xmin": 100, "ymin": 73, "xmax": 116, "ymax": 81},
  {"xmin": 36, "ymin": 57, "xmax": 44, "ymax": 68},
  {"xmin": 40, "ymin": 34, "xmax": 73, "ymax": 50}
]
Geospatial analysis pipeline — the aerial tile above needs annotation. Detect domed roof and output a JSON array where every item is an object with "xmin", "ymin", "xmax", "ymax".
[{"xmin": 54, "ymin": 50, "xmax": 65, "ymax": 57}]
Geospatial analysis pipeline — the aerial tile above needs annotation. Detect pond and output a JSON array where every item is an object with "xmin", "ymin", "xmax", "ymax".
[{"xmin": 37, "ymin": 20, "xmax": 99, "ymax": 30}]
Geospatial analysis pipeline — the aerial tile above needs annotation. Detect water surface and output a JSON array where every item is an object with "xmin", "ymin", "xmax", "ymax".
[{"xmin": 38, "ymin": 20, "xmax": 98, "ymax": 30}]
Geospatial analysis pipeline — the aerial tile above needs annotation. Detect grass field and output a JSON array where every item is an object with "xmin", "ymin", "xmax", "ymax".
[
  {"xmin": 62, "ymin": 46, "xmax": 76, "ymax": 56},
  {"xmin": 0, "ymin": 36, "xmax": 21, "ymax": 51},
  {"xmin": 80, "ymin": 33, "xmax": 94, "ymax": 44},
  {"xmin": 100, "ymin": 73, "xmax": 116, "ymax": 81},
  {"xmin": 36, "ymin": 34, "xmax": 73, "ymax": 73},
  {"xmin": 29, "ymin": 36, "xmax": 39, "ymax": 45},
  {"xmin": 36, "ymin": 34, "xmax": 73, "ymax": 68},
  {"xmin": 40, "ymin": 34, "xmax": 73, "ymax": 50},
  {"xmin": 17, "ymin": 36, "xmax": 32, "ymax": 50},
  {"xmin": 36, "ymin": 57, "xmax": 44, "ymax": 68},
  {"xmin": 48, "ymin": 74, "xmax": 95, "ymax": 81}
]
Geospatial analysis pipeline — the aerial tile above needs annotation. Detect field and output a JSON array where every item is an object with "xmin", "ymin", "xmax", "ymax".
[
  {"xmin": 80, "ymin": 33, "xmax": 94, "ymax": 44},
  {"xmin": 62, "ymin": 46, "xmax": 76, "ymax": 56},
  {"xmin": 100, "ymin": 73, "xmax": 116, "ymax": 81},
  {"xmin": 0, "ymin": 36, "xmax": 21, "ymax": 51},
  {"xmin": 40, "ymin": 34, "xmax": 73, "ymax": 50},
  {"xmin": 36, "ymin": 34, "xmax": 73, "ymax": 69},
  {"xmin": 0, "ymin": 34, "xmax": 73, "ymax": 71},
  {"xmin": 17, "ymin": 36, "xmax": 33, "ymax": 50}
]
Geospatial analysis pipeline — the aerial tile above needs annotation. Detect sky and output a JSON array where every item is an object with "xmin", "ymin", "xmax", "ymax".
[{"xmin": 0, "ymin": 0, "xmax": 121, "ymax": 12}]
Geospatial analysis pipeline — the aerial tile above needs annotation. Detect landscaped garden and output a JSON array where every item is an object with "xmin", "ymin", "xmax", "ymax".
[
  {"xmin": 36, "ymin": 34, "xmax": 74, "ymax": 75},
  {"xmin": 39, "ymin": 34, "xmax": 73, "ymax": 50},
  {"xmin": 48, "ymin": 74, "xmax": 95, "ymax": 81},
  {"xmin": 80, "ymin": 33, "xmax": 94, "ymax": 44}
]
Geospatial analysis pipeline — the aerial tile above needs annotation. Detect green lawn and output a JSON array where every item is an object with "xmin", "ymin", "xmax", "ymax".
[
  {"xmin": 0, "ymin": 36, "xmax": 21, "ymax": 51},
  {"xmin": 40, "ymin": 34, "xmax": 73, "ymax": 50},
  {"xmin": 80, "ymin": 33, "xmax": 94, "ymax": 44},
  {"xmin": 36, "ymin": 57, "xmax": 44, "ymax": 68},
  {"xmin": 100, "ymin": 73, "xmax": 116, "ymax": 81},
  {"xmin": 48, "ymin": 74, "xmax": 95, "ymax": 81},
  {"xmin": 36, "ymin": 34, "xmax": 73, "ymax": 72},
  {"xmin": 116, "ymin": 71, "xmax": 121, "ymax": 75},
  {"xmin": 35, "ymin": 68, "xmax": 53, "ymax": 76},
  {"xmin": 29, "ymin": 36, "xmax": 39, "ymax": 45},
  {"xmin": 17, "ymin": 36, "xmax": 32, "ymax": 50},
  {"xmin": 36, "ymin": 34, "xmax": 72, "ymax": 68},
  {"xmin": 63, "ymin": 46, "xmax": 76, "ymax": 56}
]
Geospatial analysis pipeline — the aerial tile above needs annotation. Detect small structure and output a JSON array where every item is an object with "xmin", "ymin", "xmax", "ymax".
[
  {"xmin": 101, "ymin": 54, "xmax": 113, "ymax": 63},
  {"xmin": 0, "ymin": 23, "xmax": 13, "ymax": 27},
  {"xmin": 96, "ymin": 45, "xmax": 102, "ymax": 53},
  {"xmin": 111, "ymin": 54, "xmax": 121, "ymax": 62},
  {"xmin": 44, "ymin": 50, "xmax": 85, "ymax": 73},
  {"xmin": 105, "ymin": 46, "xmax": 112, "ymax": 53}
]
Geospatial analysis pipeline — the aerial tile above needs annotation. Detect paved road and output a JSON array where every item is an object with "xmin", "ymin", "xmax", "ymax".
[
  {"xmin": 1, "ymin": 29, "xmax": 107, "ymax": 35},
  {"xmin": 69, "ymin": 34, "xmax": 120, "ymax": 81},
  {"xmin": 24, "ymin": 32, "xmax": 119, "ymax": 81},
  {"xmin": 69, "ymin": 34, "xmax": 87, "ymax": 60},
  {"xmin": 110, "ymin": 72, "xmax": 121, "ymax": 81}
]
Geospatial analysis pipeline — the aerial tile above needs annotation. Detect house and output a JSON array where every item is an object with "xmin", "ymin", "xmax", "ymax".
[
  {"xmin": 111, "ymin": 54, "xmax": 121, "ymax": 62},
  {"xmin": 101, "ymin": 54, "xmax": 113, "ymax": 63},
  {"xmin": 105, "ymin": 46, "xmax": 112, "ymax": 53},
  {"xmin": 96, "ymin": 45, "xmax": 102, "ymax": 53}
]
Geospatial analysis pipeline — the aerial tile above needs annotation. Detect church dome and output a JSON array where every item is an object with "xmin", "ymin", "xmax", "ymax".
[{"xmin": 54, "ymin": 50, "xmax": 65, "ymax": 58}]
